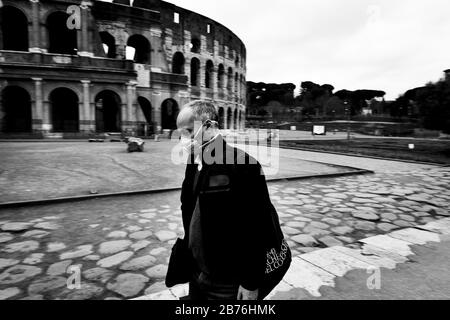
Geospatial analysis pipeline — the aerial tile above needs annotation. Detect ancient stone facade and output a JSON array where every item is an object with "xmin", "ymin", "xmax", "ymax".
[{"xmin": 0, "ymin": 0, "xmax": 247, "ymax": 137}]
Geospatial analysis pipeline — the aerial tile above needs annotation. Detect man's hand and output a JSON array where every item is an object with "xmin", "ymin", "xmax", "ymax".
[{"xmin": 237, "ymin": 286, "xmax": 259, "ymax": 300}]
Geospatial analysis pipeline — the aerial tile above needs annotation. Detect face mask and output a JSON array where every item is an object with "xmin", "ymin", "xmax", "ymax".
[{"xmin": 180, "ymin": 124, "xmax": 203, "ymax": 155}]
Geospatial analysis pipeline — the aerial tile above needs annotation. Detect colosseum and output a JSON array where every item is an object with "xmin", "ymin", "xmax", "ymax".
[{"xmin": 0, "ymin": 0, "xmax": 247, "ymax": 138}]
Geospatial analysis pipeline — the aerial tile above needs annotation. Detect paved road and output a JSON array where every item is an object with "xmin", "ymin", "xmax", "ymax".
[
  {"xmin": 0, "ymin": 150, "xmax": 448, "ymax": 300},
  {"xmin": 0, "ymin": 140, "xmax": 354, "ymax": 203}
]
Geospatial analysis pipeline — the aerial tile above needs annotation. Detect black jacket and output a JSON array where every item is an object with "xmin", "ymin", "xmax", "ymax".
[{"xmin": 180, "ymin": 135, "xmax": 277, "ymax": 291}]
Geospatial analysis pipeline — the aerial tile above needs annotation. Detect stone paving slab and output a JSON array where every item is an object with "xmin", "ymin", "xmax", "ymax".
[
  {"xmin": 360, "ymin": 244, "xmax": 409, "ymax": 265},
  {"xmin": 331, "ymin": 246, "xmax": 398, "ymax": 270},
  {"xmin": 387, "ymin": 228, "xmax": 441, "ymax": 245},
  {"xmin": 360, "ymin": 235, "xmax": 415, "ymax": 257},
  {"xmin": 299, "ymin": 248, "xmax": 373, "ymax": 277},
  {"xmin": 278, "ymin": 257, "xmax": 335, "ymax": 297},
  {"xmin": 418, "ymin": 218, "xmax": 450, "ymax": 235}
]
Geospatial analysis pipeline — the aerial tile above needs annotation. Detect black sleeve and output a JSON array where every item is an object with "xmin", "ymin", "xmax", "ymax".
[
  {"xmin": 237, "ymin": 162, "xmax": 271, "ymax": 291},
  {"xmin": 180, "ymin": 164, "xmax": 193, "ymax": 238}
]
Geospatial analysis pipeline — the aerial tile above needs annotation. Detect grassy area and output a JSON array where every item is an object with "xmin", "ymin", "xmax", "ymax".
[{"xmin": 280, "ymin": 139, "xmax": 450, "ymax": 165}]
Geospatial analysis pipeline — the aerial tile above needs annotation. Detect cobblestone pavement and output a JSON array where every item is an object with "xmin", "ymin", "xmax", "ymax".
[{"xmin": 0, "ymin": 161, "xmax": 448, "ymax": 300}]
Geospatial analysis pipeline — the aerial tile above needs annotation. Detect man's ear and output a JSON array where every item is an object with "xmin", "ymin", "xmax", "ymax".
[{"xmin": 204, "ymin": 120, "xmax": 212, "ymax": 128}]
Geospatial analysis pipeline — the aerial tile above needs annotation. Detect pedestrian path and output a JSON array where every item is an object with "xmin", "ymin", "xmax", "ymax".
[
  {"xmin": 136, "ymin": 218, "xmax": 450, "ymax": 300},
  {"xmin": 0, "ymin": 165, "xmax": 448, "ymax": 300}
]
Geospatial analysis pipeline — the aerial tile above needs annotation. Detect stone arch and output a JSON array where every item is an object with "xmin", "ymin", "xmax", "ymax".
[
  {"xmin": 227, "ymin": 67, "xmax": 233, "ymax": 91},
  {"xmin": 191, "ymin": 37, "xmax": 201, "ymax": 53},
  {"xmin": 172, "ymin": 52, "xmax": 185, "ymax": 74},
  {"xmin": 205, "ymin": 60, "xmax": 214, "ymax": 89},
  {"xmin": 137, "ymin": 96, "xmax": 152, "ymax": 124},
  {"xmin": 100, "ymin": 31, "xmax": 116, "ymax": 58},
  {"xmin": 95, "ymin": 90, "xmax": 122, "ymax": 132},
  {"xmin": 49, "ymin": 88, "xmax": 79, "ymax": 132},
  {"xmin": 91, "ymin": 86, "xmax": 125, "ymax": 105},
  {"xmin": 227, "ymin": 107, "xmax": 233, "ymax": 130},
  {"xmin": 238, "ymin": 110, "xmax": 242, "ymax": 130},
  {"xmin": 161, "ymin": 99, "xmax": 179, "ymax": 130},
  {"xmin": 218, "ymin": 64, "xmax": 225, "ymax": 89},
  {"xmin": 218, "ymin": 107, "xmax": 225, "ymax": 129},
  {"xmin": 127, "ymin": 34, "xmax": 151, "ymax": 64},
  {"xmin": 1, "ymin": 86, "xmax": 32, "ymax": 133},
  {"xmin": 190, "ymin": 58, "xmax": 200, "ymax": 87},
  {"xmin": 0, "ymin": 5, "xmax": 29, "ymax": 51},
  {"xmin": 47, "ymin": 11, "xmax": 77, "ymax": 55}
]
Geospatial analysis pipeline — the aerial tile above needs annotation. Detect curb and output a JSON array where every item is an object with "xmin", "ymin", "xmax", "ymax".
[
  {"xmin": 278, "ymin": 145, "xmax": 446, "ymax": 166},
  {"xmin": 0, "ymin": 169, "xmax": 373, "ymax": 209}
]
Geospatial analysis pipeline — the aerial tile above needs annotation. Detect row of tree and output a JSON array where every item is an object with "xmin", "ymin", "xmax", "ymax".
[
  {"xmin": 295, "ymin": 81, "xmax": 386, "ymax": 117},
  {"xmin": 247, "ymin": 81, "xmax": 387, "ymax": 118},
  {"xmin": 247, "ymin": 73, "xmax": 450, "ymax": 133},
  {"xmin": 389, "ymin": 73, "xmax": 450, "ymax": 133}
]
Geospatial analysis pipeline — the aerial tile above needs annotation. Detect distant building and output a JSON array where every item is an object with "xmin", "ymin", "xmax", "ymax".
[
  {"xmin": 0, "ymin": 0, "xmax": 247, "ymax": 137},
  {"xmin": 444, "ymin": 69, "xmax": 450, "ymax": 81}
]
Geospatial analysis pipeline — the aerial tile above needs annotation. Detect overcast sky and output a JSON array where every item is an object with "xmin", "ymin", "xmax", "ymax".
[{"xmin": 167, "ymin": 0, "xmax": 450, "ymax": 100}]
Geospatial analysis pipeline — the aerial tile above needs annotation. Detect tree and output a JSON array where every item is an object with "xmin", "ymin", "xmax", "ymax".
[
  {"xmin": 334, "ymin": 89, "xmax": 385, "ymax": 116},
  {"xmin": 391, "ymin": 78, "xmax": 450, "ymax": 133}
]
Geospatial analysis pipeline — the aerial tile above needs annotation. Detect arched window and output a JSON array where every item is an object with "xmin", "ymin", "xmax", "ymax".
[
  {"xmin": 50, "ymin": 88, "xmax": 79, "ymax": 132},
  {"xmin": 205, "ymin": 60, "xmax": 214, "ymax": 89},
  {"xmin": 1, "ymin": 6, "xmax": 29, "ymax": 51},
  {"xmin": 100, "ymin": 32, "xmax": 116, "ymax": 58},
  {"xmin": 227, "ymin": 67, "xmax": 233, "ymax": 91},
  {"xmin": 191, "ymin": 38, "xmax": 200, "ymax": 53},
  {"xmin": 161, "ymin": 99, "xmax": 179, "ymax": 130},
  {"xmin": 227, "ymin": 108, "xmax": 233, "ymax": 130},
  {"xmin": 190, "ymin": 58, "xmax": 200, "ymax": 87},
  {"xmin": 1, "ymin": 86, "xmax": 32, "ymax": 133},
  {"xmin": 127, "ymin": 34, "xmax": 151, "ymax": 64},
  {"xmin": 235, "ymin": 73, "xmax": 239, "ymax": 93},
  {"xmin": 47, "ymin": 11, "xmax": 77, "ymax": 55},
  {"xmin": 172, "ymin": 52, "xmax": 185, "ymax": 74},
  {"xmin": 218, "ymin": 107, "xmax": 225, "ymax": 129},
  {"xmin": 218, "ymin": 64, "xmax": 225, "ymax": 89}
]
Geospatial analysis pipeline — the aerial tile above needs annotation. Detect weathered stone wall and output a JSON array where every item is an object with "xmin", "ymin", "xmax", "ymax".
[{"xmin": 0, "ymin": 0, "xmax": 247, "ymax": 137}]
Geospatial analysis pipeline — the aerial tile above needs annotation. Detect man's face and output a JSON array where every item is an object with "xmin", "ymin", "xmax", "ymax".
[
  {"xmin": 176, "ymin": 107, "xmax": 197, "ymax": 141},
  {"xmin": 176, "ymin": 107, "xmax": 206, "ymax": 157}
]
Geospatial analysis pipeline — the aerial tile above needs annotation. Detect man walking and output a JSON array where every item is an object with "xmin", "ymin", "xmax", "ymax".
[{"xmin": 175, "ymin": 100, "xmax": 280, "ymax": 300}]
